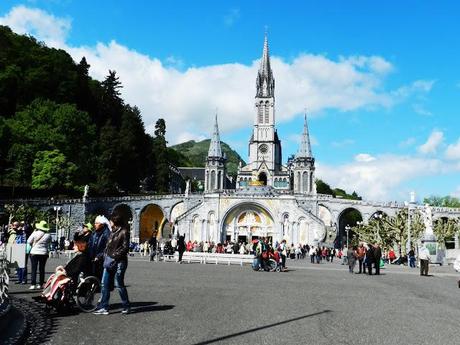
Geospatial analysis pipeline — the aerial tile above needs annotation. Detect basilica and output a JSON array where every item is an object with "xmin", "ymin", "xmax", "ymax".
[{"xmin": 173, "ymin": 35, "xmax": 333, "ymax": 246}]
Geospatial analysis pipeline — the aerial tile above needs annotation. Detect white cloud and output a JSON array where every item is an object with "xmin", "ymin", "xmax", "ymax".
[
  {"xmin": 354, "ymin": 153, "xmax": 376, "ymax": 162},
  {"xmin": 317, "ymin": 155, "xmax": 449, "ymax": 200},
  {"xmin": 413, "ymin": 103, "xmax": 432, "ymax": 116},
  {"xmin": 0, "ymin": 6, "xmax": 436, "ymax": 147},
  {"xmin": 399, "ymin": 137, "xmax": 416, "ymax": 148},
  {"xmin": 224, "ymin": 8, "xmax": 240, "ymax": 27},
  {"xmin": 418, "ymin": 130, "xmax": 444, "ymax": 154},
  {"xmin": 393, "ymin": 80, "xmax": 435, "ymax": 98},
  {"xmin": 445, "ymin": 138, "xmax": 460, "ymax": 160},
  {"xmin": 452, "ymin": 186, "xmax": 460, "ymax": 198},
  {"xmin": 0, "ymin": 5, "xmax": 70, "ymax": 47}
]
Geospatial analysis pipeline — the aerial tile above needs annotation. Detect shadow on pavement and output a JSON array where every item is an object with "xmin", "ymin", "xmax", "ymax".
[
  {"xmin": 109, "ymin": 301, "xmax": 175, "ymax": 314},
  {"xmin": 192, "ymin": 310, "xmax": 332, "ymax": 345}
]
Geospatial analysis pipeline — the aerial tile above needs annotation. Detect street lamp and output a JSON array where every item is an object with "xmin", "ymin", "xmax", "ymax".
[
  {"xmin": 345, "ymin": 224, "xmax": 350, "ymax": 248},
  {"xmin": 53, "ymin": 206, "xmax": 61, "ymax": 240},
  {"xmin": 374, "ymin": 213, "xmax": 383, "ymax": 242}
]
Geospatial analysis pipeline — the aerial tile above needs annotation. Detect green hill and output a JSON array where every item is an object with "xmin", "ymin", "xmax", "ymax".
[{"xmin": 170, "ymin": 140, "xmax": 246, "ymax": 176}]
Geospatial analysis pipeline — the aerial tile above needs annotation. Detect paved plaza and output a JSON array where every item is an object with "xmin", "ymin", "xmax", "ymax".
[{"xmin": 8, "ymin": 256, "xmax": 460, "ymax": 345}]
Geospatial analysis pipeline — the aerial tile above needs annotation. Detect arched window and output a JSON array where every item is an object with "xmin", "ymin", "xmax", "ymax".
[
  {"xmin": 297, "ymin": 172, "xmax": 301, "ymax": 192},
  {"xmin": 210, "ymin": 170, "xmax": 216, "ymax": 190},
  {"xmin": 302, "ymin": 172, "xmax": 308, "ymax": 193},
  {"xmin": 258, "ymin": 102, "xmax": 263, "ymax": 123},
  {"xmin": 217, "ymin": 171, "xmax": 222, "ymax": 189},
  {"xmin": 264, "ymin": 101, "xmax": 269, "ymax": 123}
]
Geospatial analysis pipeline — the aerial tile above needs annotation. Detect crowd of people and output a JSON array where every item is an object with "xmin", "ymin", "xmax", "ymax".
[
  {"xmin": 1, "ymin": 214, "xmax": 131, "ymax": 315},
  {"xmin": 2, "ymin": 218, "xmax": 459, "ymax": 316}
]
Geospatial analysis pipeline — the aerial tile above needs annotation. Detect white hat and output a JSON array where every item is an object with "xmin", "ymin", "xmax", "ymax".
[{"xmin": 95, "ymin": 215, "xmax": 112, "ymax": 231}]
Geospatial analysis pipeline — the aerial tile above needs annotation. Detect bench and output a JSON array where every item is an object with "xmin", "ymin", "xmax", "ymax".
[{"xmin": 179, "ymin": 252, "xmax": 254, "ymax": 266}]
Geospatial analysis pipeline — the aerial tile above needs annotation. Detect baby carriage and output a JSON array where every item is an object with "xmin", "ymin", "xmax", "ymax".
[{"xmin": 33, "ymin": 271, "xmax": 101, "ymax": 313}]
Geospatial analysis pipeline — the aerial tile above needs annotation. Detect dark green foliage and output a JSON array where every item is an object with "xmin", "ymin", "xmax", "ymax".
[
  {"xmin": 316, "ymin": 179, "xmax": 334, "ymax": 195},
  {"xmin": 0, "ymin": 25, "xmax": 166, "ymax": 196},
  {"xmin": 423, "ymin": 195, "xmax": 460, "ymax": 208},
  {"xmin": 32, "ymin": 149, "xmax": 77, "ymax": 191},
  {"xmin": 170, "ymin": 139, "xmax": 245, "ymax": 177},
  {"xmin": 152, "ymin": 119, "xmax": 170, "ymax": 193},
  {"xmin": 316, "ymin": 179, "xmax": 362, "ymax": 200}
]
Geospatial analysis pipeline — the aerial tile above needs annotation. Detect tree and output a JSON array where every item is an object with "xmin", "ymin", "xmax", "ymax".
[
  {"xmin": 316, "ymin": 179, "xmax": 334, "ymax": 196},
  {"xmin": 100, "ymin": 70, "xmax": 124, "ymax": 128},
  {"xmin": 152, "ymin": 119, "xmax": 170, "ymax": 193},
  {"xmin": 433, "ymin": 218, "xmax": 460, "ymax": 246},
  {"xmin": 6, "ymin": 99, "xmax": 96, "ymax": 189},
  {"xmin": 32, "ymin": 150, "xmax": 77, "ymax": 191},
  {"xmin": 424, "ymin": 195, "xmax": 460, "ymax": 208},
  {"xmin": 352, "ymin": 209, "xmax": 425, "ymax": 254}
]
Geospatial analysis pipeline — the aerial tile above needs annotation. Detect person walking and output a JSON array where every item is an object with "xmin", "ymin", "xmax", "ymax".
[
  {"xmin": 374, "ymin": 243, "xmax": 382, "ymax": 275},
  {"xmin": 87, "ymin": 215, "xmax": 111, "ymax": 280},
  {"xmin": 357, "ymin": 243, "xmax": 366, "ymax": 274},
  {"xmin": 419, "ymin": 241, "xmax": 431, "ymax": 276},
  {"xmin": 14, "ymin": 225, "xmax": 27, "ymax": 284},
  {"xmin": 148, "ymin": 234, "xmax": 157, "ymax": 262},
  {"xmin": 347, "ymin": 246, "xmax": 357, "ymax": 274},
  {"xmin": 27, "ymin": 221, "xmax": 51, "ymax": 289},
  {"xmin": 366, "ymin": 244, "xmax": 375, "ymax": 276},
  {"xmin": 280, "ymin": 240, "xmax": 287, "ymax": 269},
  {"xmin": 177, "ymin": 235, "xmax": 186, "ymax": 263},
  {"xmin": 94, "ymin": 213, "xmax": 131, "ymax": 315},
  {"xmin": 408, "ymin": 248, "xmax": 416, "ymax": 268}
]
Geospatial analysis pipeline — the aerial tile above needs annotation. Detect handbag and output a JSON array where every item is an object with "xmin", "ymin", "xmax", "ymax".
[
  {"xmin": 103, "ymin": 254, "xmax": 117, "ymax": 270},
  {"xmin": 26, "ymin": 243, "xmax": 32, "ymax": 254}
]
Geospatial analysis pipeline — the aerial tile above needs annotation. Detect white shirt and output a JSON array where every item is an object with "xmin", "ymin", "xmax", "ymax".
[
  {"xmin": 27, "ymin": 230, "xmax": 51, "ymax": 255},
  {"xmin": 419, "ymin": 246, "xmax": 431, "ymax": 261}
]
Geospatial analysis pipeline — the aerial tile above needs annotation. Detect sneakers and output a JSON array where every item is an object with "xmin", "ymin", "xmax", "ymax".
[
  {"xmin": 29, "ymin": 285, "xmax": 36, "ymax": 290},
  {"xmin": 121, "ymin": 308, "xmax": 131, "ymax": 315},
  {"xmin": 93, "ymin": 308, "xmax": 109, "ymax": 315}
]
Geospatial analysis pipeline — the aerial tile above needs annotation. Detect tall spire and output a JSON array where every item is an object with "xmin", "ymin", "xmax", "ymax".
[
  {"xmin": 296, "ymin": 112, "xmax": 312, "ymax": 158},
  {"xmin": 208, "ymin": 113, "xmax": 223, "ymax": 158},
  {"xmin": 256, "ymin": 32, "xmax": 275, "ymax": 98}
]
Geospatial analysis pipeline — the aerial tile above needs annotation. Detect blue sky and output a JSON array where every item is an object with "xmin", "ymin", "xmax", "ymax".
[{"xmin": 1, "ymin": 1, "xmax": 460, "ymax": 201}]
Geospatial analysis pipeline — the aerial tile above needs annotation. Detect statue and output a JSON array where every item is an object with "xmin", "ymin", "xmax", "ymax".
[
  {"xmin": 423, "ymin": 204, "xmax": 433, "ymax": 236},
  {"xmin": 185, "ymin": 180, "xmax": 190, "ymax": 196},
  {"xmin": 83, "ymin": 185, "xmax": 89, "ymax": 201}
]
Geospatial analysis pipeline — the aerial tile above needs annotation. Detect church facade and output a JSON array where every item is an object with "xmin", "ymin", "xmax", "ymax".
[{"xmin": 174, "ymin": 36, "xmax": 332, "ymax": 246}]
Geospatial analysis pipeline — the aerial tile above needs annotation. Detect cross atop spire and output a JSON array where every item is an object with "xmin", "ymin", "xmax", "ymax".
[
  {"xmin": 208, "ymin": 113, "xmax": 223, "ymax": 158},
  {"xmin": 296, "ymin": 111, "xmax": 313, "ymax": 159},
  {"xmin": 256, "ymin": 32, "xmax": 275, "ymax": 98}
]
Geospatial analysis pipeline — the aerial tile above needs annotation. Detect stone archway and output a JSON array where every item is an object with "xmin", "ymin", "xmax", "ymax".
[
  {"xmin": 337, "ymin": 207, "xmax": 363, "ymax": 248},
  {"xmin": 221, "ymin": 202, "xmax": 275, "ymax": 244},
  {"xmin": 258, "ymin": 172, "xmax": 267, "ymax": 186},
  {"xmin": 139, "ymin": 204, "xmax": 166, "ymax": 243}
]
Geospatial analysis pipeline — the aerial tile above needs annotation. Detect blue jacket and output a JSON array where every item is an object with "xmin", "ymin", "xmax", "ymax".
[
  {"xmin": 87, "ymin": 225, "xmax": 111, "ymax": 260},
  {"xmin": 15, "ymin": 232, "xmax": 27, "ymax": 244}
]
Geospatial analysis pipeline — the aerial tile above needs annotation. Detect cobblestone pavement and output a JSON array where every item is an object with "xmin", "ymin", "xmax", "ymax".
[{"xmin": 7, "ymin": 256, "xmax": 460, "ymax": 345}]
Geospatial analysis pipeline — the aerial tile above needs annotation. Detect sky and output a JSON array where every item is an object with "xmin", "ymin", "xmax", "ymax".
[{"xmin": 1, "ymin": 0, "xmax": 460, "ymax": 202}]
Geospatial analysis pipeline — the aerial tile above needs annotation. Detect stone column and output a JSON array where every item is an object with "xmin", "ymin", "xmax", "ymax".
[
  {"xmin": 292, "ymin": 222, "xmax": 298, "ymax": 245},
  {"xmin": 133, "ymin": 208, "xmax": 140, "ymax": 242}
]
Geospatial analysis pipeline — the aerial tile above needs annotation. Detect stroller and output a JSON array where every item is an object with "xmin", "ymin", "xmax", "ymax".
[{"xmin": 33, "ymin": 272, "xmax": 101, "ymax": 313}]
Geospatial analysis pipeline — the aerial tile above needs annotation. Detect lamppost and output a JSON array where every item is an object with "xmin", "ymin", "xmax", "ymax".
[
  {"xmin": 405, "ymin": 192, "xmax": 416, "ymax": 255},
  {"xmin": 345, "ymin": 224, "xmax": 350, "ymax": 248},
  {"xmin": 374, "ymin": 213, "xmax": 383, "ymax": 242},
  {"xmin": 53, "ymin": 206, "xmax": 61, "ymax": 240}
]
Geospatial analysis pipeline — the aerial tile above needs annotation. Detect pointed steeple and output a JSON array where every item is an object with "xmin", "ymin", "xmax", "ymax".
[
  {"xmin": 256, "ymin": 32, "xmax": 275, "ymax": 98},
  {"xmin": 296, "ymin": 112, "xmax": 312, "ymax": 158},
  {"xmin": 208, "ymin": 114, "xmax": 223, "ymax": 158}
]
